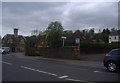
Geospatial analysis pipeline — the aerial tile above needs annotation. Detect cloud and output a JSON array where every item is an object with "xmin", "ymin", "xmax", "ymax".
[
  {"xmin": 2, "ymin": 2, "xmax": 118, "ymax": 37},
  {"xmin": 60, "ymin": 2, "xmax": 118, "ymax": 31}
]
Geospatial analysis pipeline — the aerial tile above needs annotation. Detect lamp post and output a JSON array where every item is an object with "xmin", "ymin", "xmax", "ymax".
[{"xmin": 61, "ymin": 36, "xmax": 66, "ymax": 47}]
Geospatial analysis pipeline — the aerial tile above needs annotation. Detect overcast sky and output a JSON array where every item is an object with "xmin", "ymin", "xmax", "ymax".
[{"xmin": 2, "ymin": 2, "xmax": 118, "ymax": 37}]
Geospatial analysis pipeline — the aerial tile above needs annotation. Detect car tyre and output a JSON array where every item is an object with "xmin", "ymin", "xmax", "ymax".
[{"xmin": 107, "ymin": 62, "xmax": 117, "ymax": 72}]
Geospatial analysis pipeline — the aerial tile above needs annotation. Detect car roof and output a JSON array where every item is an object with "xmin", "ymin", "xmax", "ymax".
[
  {"xmin": 2, "ymin": 47, "xmax": 9, "ymax": 48},
  {"xmin": 2, "ymin": 47, "xmax": 10, "ymax": 49},
  {"xmin": 112, "ymin": 48, "xmax": 120, "ymax": 51}
]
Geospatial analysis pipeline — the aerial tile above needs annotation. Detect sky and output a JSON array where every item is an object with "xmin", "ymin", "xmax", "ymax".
[{"xmin": 2, "ymin": 2, "xmax": 118, "ymax": 37}]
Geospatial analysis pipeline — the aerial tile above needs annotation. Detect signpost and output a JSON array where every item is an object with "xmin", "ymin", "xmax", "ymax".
[
  {"xmin": 61, "ymin": 36, "xmax": 66, "ymax": 47},
  {"xmin": 75, "ymin": 38, "xmax": 80, "ymax": 45},
  {"xmin": 75, "ymin": 38, "xmax": 80, "ymax": 59}
]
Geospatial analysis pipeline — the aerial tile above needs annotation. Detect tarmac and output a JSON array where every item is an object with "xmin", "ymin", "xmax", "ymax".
[{"xmin": 7, "ymin": 52, "xmax": 105, "ymax": 69}]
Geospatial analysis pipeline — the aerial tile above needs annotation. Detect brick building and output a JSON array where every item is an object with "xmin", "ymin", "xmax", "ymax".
[{"xmin": 2, "ymin": 28, "xmax": 26, "ymax": 52}]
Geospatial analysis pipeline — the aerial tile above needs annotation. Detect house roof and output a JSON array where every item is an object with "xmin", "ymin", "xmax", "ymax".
[
  {"xmin": 2, "ymin": 34, "xmax": 26, "ymax": 43},
  {"xmin": 109, "ymin": 30, "xmax": 120, "ymax": 36},
  {"xmin": 66, "ymin": 32, "xmax": 92, "ymax": 42}
]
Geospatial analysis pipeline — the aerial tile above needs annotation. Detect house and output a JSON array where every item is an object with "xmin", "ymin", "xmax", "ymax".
[
  {"xmin": 66, "ymin": 30, "xmax": 105, "ymax": 44},
  {"xmin": 66, "ymin": 30, "xmax": 92, "ymax": 43},
  {"xmin": 2, "ymin": 28, "xmax": 26, "ymax": 52},
  {"xmin": 109, "ymin": 30, "xmax": 120, "ymax": 44}
]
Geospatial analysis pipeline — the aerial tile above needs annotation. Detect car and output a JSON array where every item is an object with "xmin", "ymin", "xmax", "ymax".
[
  {"xmin": 1, "ymin": 47, "xmax": 10, "ymax": 54},
  {"xmin": 0, "ymin": 48, "xmax": 4, "ymax": 54},
  {"xmin": 103, "ymin": 49, "xmax": 120, "ymax": 72}
]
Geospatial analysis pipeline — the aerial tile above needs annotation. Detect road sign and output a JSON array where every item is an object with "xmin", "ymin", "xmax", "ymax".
[
  {"xmin": 61, "ymin": 36, "xmax": 67, "ymax": 46},
  {"xmin": 76, "ymin": 38, "xmax": 80, "ymax": 44},
  {"xmin": 61, "ymin": 36, "xmax": 66, "ymax": 39}
]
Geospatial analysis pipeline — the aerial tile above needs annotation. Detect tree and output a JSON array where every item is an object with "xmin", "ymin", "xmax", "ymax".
[
  {"xmin": 97, "ymin": 28, "xmax": 110, "ymax": 43},
  {"xmin": 111, "ymin": 28, "xmax": 117, "ymax": 33},
  {"xmin": 102, "ymin": 28, "xmax": 110, "ymax": 35},
  {"xmin": 45, "ymin": 21, "xmax": 64, "ymax": 48},
  {"xmin": 31, "ymin": 29, "xmax": 39, "ymax": 36},
  {"xmin": 98, "ymin": 33, "xmax": 108, "ymax": 43},
  {"xmin": 25, "ymin": 36, "xmax": 37, "ymax": 47},
  {"xmin": 106, "ymin": 28, "xmax": 110, "ymax": 35},
  {"xmin": 102, "ymin": 29, "xmax": 106, "ymax": 34},
  {"xmin": 63, "ymin": 30, "xmax": 73, "ymax": 38},
  {"xmin": 89, "ymin": 28, "xmax": 95, "ymax": 35},
  {"xmin": 89, "ymin": 28, "xmax": 95, "ymax": 39}
]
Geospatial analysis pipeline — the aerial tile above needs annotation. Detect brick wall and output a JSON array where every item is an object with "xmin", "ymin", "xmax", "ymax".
[
  {"xmin": 26, "ymin": 46, "xmax": 80, "ymax": 59},
  {"xmin": 25, "ymin": 46, "xmax": 113, "ymax": 59}
]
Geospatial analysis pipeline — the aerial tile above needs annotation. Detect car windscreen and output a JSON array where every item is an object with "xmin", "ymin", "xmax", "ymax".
[{"xmin": 109, "ymin": 50, "xmax": 120, "ymax": 55}]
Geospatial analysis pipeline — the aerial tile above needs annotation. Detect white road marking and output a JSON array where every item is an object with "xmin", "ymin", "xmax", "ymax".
[
  {"xmin": 93, "ymin": 71, "xmax": 100, "ymax": 73},
  {"xmin": 58, "ymin": 75, "xmax": 68, "ymax": 79},
  {"xmin": 2, "ymin": 61, "xmax": 12, "ymax": 65},
  {"xmin": 93, "ymin": 70, "xmax": 104, "ymax": 74},
  {"xmin": 20, "ymin": 66, "xmax": 36, "ymax": 71},
  {"xmin": 47, "ymin": 73, "xmax": 58, "ymax": 76},
  {"xmin": 65, "ymin": 78, "xmax": 95, "ymax": 83},
  {"xmin": 20, "ymin": 66, "xmax": 58, "ymax": 76},
  {"xmin": 35, "ymin": 70, "xmax": 47, "ymax": 74},
  {"xmin": 1, "ymin": 61, "xmax": 95, "ymax": 82},
  {"xmin": 66, "ymin": 78, "xmax": 85, "ymax": 81}
]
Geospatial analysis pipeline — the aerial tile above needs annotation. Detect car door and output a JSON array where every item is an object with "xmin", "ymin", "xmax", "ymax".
[{"xmin": 118, "ymin": 50, "xmax": 120, "ymax": 67}]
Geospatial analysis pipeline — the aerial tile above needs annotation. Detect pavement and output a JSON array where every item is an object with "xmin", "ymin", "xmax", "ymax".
[{"xmin": 9, "ymin": 52, "xmax": 104, "ymax": 68}]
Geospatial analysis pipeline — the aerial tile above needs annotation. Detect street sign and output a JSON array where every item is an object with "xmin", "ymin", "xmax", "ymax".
[
  {"xmin": 61, "ymin": 36, "xmax": 66, "ymax": 39},
  {"xmin": 61, "ymin": 36, "xmax": 67, "ymax": 46},
  {"xmin": 76, "ymin": 38, "xmax": 80, "ymax": 44},
  {"xmin": 61, "ymin": 36, "xmax": 67, "ymax": 39}
]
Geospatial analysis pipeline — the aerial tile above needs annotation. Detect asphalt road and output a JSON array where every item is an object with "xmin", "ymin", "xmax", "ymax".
[{"xmin": 1, "ymin": 53, "xmax": 120, "ymax": 83}]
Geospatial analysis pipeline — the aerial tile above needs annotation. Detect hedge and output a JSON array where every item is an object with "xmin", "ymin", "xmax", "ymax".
[
  {"xmin": 80, "ymin": 41, "xmax": 120, "ymax": 49},
  {"xmin": 26, "ymin": 41, "xmax": 120, "ymax": 56}
]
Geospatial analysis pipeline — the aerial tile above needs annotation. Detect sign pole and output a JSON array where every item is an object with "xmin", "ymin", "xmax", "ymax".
[
  {"xmin": 63, "ymin": 39, "xmax": 64, "ymax": 47},
  {"xmin": 61, "ymin": 36, "xmax": 66, "ymax": 47},
  {"xmin": 76, "ymin": 38, "xmax": 80, "ymax": 59},
  {"xmin": 78, "ymin": 42, "xmax": 80, "ymax": 59}
]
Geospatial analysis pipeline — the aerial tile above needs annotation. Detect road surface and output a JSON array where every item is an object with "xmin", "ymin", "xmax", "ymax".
[{"xmin": 1, "ymin": 53, "xmax": 120, "ymax": 83}]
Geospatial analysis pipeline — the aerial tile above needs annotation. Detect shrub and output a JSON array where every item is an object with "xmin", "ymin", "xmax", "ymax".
[
  {"xmin": 27, "ymin": 48, "xmax": 42, "ymax": 56},
  {"xmin": 80, "ymin": 41, "xmax": 120, "ymax": 49}
]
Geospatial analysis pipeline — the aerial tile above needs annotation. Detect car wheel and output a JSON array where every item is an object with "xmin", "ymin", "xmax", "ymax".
[{"xmin": 107, "ymin": 62, "xmax": 117, "ymax": 72}]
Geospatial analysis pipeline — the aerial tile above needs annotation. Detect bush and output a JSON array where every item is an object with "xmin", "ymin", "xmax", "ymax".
[
  {"xmin": 27, "ymin": 48, "xmax": 42, "ymax": 56},
  {"xmin": 64, "ymin": 40, "xmax": 76, "ymax": 46},
  {"xmin": 79, "ymin": 41, "xmax": 120, "ymax": 54},
  {"xmin": 80, "ymin": 41, "xmax": 120, "ymax": 49},
  {"xmin": 25, "ymin": 42, "xmax": 120, "ymax": 56}
]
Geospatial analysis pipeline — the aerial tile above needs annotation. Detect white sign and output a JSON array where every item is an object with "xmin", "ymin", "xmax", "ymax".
[
  {"xmin": 76, "ymin": 38, "xmax": 80, "ymax": 44},
  {"xmin": 61, "ymin": 36, "xmax": 66, "ymax": 39}
]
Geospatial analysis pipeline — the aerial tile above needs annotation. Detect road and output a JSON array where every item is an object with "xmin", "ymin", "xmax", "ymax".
[{"xmin": 1, "ymin": 53, "xmax": 120, "ymax": 83}]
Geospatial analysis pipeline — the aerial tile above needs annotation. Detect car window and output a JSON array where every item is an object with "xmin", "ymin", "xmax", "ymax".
[
  {"xmin": 109, "ymin": 50, "xmax": 119, "ymax": 55},
  {"xmin": 118, "ymin": 50, "xmax": 120, "ymax": 55}
]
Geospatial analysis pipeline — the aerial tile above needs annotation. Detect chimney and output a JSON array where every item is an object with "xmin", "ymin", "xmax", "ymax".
[
  {"xmin": 83, "ymin": 30, "xmax": 86, "ymax": 36},
  {"xmin": 14, "ymin": 28, "xmax": 18, "ymax": 37}
]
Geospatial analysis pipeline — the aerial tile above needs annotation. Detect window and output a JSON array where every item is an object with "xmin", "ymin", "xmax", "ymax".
[
  {"xmin": 118, "ymin": 50, "xmax": 120, "ymax": 55},
  {"xmin": 109, "ymin": 50, "xmax": 118, "ymax": 55}
]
